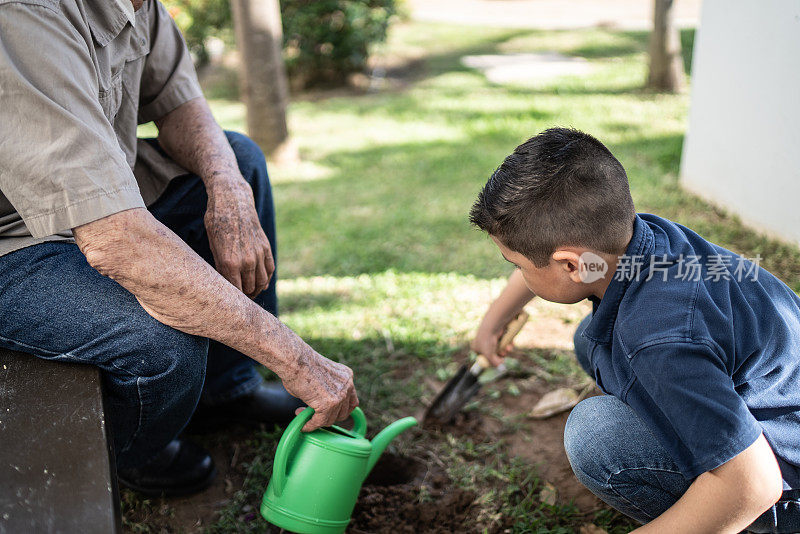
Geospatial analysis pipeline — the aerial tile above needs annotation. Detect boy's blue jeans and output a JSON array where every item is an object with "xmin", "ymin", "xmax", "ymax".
[
  {"xmin": 0, "ymin": 132, "xmax": 273, "ymax": 469},
  {"xmin": 568, "ymin": 315, "xmax": 800, "ymax": 533}
]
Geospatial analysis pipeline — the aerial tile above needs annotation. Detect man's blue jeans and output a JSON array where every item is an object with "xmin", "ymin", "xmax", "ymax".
[
  {"xmin": 0, "ymin": 131, "xmax": 273, "ymax": 469},
  {"xmin": 567, "ymin": 314, "xmax": 800, "ymax": 533}
]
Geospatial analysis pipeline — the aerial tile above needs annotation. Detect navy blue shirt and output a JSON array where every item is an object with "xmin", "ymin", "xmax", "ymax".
[{"xmin": 581, "ymin": 214, "xmax": 800, "ymax": 486}]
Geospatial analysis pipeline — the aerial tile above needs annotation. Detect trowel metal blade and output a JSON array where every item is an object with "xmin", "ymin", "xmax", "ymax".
[{"xmin": 423, "ymin": 365, "xmax": 483, "ymax": 426}]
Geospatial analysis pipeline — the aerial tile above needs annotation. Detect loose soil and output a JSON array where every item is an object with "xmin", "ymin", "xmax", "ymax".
[
  {"xmin": 425, "ymin": 353, "xmax": 603, "ymax": 515},
  {"xmin": 122, "ymin": 364, "xmax": 604, "ymax": 533},
  {"xmin": 122, "ymin": 338, "xmax": 611, "ymax": 532},
  {"xmin": 501, "ymin": 385, "xmax": 602, "ymax": 512},
  {"xmin": 349, "ymin": 453, "xmax": 477, "ymax": 534}
]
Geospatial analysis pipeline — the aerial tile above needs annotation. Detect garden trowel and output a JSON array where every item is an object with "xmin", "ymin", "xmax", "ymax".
[{"xmin": 423, "ymin": 311, "xmax": 529, "ymax": 426}]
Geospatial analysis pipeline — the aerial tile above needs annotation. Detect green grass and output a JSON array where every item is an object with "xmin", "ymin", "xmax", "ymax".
[
  {"xmin": 153, "ymin": 22, "xmax": 800, "ymax": 289},
  {"xmin": 133, "ymin": 20, "xmax": 800, "ymax": 533}
]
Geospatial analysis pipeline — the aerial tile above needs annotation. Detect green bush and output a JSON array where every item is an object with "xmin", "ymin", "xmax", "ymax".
[
  {"xmin": 163, "ymin": 0, "xmax": 232, "ymax": 65},
  {"xmin": 162, "ymin": 0, "xmax": 397, "ymax": 89},
  {"xmin": 281, "ymin": 0, "xmax": 396, "ymax": 88}
]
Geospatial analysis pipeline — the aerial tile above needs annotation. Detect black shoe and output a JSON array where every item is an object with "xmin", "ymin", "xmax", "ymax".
[
  {"xmin": 188, "ymin": 381, "xmax": 306, "ymax": 432},
  {"xmin": 118, "ymin": 439, "xmax": 216, "ymax": 497}
]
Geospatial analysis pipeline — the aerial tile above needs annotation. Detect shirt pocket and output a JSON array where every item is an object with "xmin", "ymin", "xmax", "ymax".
[
  {"xmin": 116, "ymin": 33, "xmax": 150, "ymax": 166},
  {"xmin": 98, "ymin": 69, "xmax": 123, "ymax": 124},
  {"xmin": 123, "ymin": 8, "xmax": 150, "ymax": 98}
]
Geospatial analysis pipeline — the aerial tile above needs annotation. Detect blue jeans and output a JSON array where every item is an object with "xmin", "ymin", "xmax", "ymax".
[
  {"xmin": 567, "ymin": 315, "xmax": 800, "ymax": 533},
  {"xmin": 0, "ymin": 131, "xmax": 274, "ymax": 469}
]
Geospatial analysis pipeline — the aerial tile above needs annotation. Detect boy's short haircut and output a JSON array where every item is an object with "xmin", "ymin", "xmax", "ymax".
[{"xmin": 470, "ymin": 128, "xmax": 636, "ymax": 267}]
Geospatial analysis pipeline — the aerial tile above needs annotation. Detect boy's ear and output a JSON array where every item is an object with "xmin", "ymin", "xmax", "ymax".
[{"xmin": 552, "ymin": 249, "xmax": 584, "ymax": 284}]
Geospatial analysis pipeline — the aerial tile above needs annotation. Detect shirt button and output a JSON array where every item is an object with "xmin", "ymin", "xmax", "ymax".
[{"xmin": 140, "ymin": 38, "xmax": 146, "ymax": 46}]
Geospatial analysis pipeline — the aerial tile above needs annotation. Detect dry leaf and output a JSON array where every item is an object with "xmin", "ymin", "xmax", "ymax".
[
  {"xmin": 528, "ymin": 387, "xmax": 580, "ymax": 419},
  {"xmin": 539, "ymin": 482, "xmax": 557, "ymax": 506},
  {"xmin": 579, "ymin": 524, "xmax": 608, "ymax": 534}
]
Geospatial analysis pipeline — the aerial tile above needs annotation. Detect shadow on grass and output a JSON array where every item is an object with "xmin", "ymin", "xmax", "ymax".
[
  {"xmin": 275, "ymin": 135, "xmax": 521, "ymax": 279},
  {"xmin": 199, "ymin": 25, "xmax": 695, "ymax": 105},
  {"xmin": 379, "ymin": 27, "xmax": 695, "ymax": 95},
  {"xmin": 279, "ymin": 287, "xmax": 354, "ymax": 314},
  {"xmin": 565, "ymin": 28, "xmax": 695, "ymax": 75}
]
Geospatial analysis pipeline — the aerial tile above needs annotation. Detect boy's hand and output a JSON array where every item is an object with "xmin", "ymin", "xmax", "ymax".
[
  {"xmin": 472, "ymin": 324, "xmax": 514, "ymax": 367},
  {"xmin": 473, "ymin": 269, "xmax": 536, "ymax": 366}
]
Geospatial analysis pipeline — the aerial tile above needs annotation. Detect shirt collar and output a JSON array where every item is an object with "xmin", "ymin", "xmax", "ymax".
[
  {"xmin": 582, "ymin": 214, "xmax": 655, "ymax": 345},
  {"xmin": 86, "ymin": 0, "xmax": 136, "ymax": 47}
]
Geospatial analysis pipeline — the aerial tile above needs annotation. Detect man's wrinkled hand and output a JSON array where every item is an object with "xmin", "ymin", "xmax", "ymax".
[
  {"xmin": 205, "ymin": 178, "xmax": 274, "ymax": 298},
  {"xmin": 280, "ymin": 351, "xmax": 359, "ymax": 432}
]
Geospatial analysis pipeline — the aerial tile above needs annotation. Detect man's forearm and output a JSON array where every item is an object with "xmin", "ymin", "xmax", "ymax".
[
  {"xmin": 74, "ymin": 208, "xmax": 301, "ymax": 375},
  {"xmin": 75, "ymin": 207, "xmax": 359, "ymax": 430},
  {"xmin": 153, "ymin": 97, "xmax": 277, "ymax": 298},
  {"xmin": 155, "ymin": 97, "xmax": 241, "ymax": 189}
]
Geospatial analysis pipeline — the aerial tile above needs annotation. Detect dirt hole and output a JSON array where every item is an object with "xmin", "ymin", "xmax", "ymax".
[
  {"xmin": 350, "ymin": 453, "xmax": 477, "ymax": 534},
  {"xmin": 363, "ymin": 452, "xmax": 427, "ymax": 486}
]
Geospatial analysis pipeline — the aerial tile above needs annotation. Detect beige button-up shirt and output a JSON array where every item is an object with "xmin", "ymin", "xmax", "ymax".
[{"xmin": 0, "ymin": 0, "xmax": 203, "ymax": 257}]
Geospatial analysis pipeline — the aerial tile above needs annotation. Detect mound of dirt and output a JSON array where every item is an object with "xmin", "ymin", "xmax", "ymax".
[{"xmin": 349, "ymin": 453, "xmax": 477, "ymax": 534}]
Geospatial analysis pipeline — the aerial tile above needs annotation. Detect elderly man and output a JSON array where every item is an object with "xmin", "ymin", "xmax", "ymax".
[{"xmin": 0, "ymin": 0, "xmax": 358, "ymax": 496}]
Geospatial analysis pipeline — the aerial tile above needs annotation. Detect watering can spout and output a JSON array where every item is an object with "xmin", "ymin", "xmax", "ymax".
[{"xmin": 365, "ymin": 416, "xmax": 418, "ymax": 478}]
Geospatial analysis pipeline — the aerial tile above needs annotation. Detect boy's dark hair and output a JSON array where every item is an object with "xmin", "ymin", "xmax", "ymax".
[{"xmin": 470, "ymin": 128, "xmax": 636, "ymax": 267}]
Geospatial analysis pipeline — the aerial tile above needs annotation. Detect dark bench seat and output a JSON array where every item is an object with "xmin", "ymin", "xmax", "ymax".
[{"xmin": 0, "ymin": 348, "xmax": 121, "ymax": 533}]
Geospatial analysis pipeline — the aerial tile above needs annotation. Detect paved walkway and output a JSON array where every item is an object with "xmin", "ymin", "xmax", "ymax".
[{"xmin": 407, "ymin": 0, "xmax": 702, "ymax": 30}]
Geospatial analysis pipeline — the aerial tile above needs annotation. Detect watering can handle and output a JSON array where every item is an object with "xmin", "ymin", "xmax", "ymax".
[
  {"xmin": 271, "ymin": 407, "xmax": 368, "ymax": 497},
  {"xmin": 272, "ymin": 407, "xmax": 314, "ymax": 497},
  {"xmin": 350, "ymin": 406, "xmax": 368, "ymax": 436}
]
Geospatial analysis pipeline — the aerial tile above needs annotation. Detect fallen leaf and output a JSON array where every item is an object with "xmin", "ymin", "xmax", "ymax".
[
  {"xmin": 528, "ymin": 388, "xmax": 580, "ymax": 419},
  {"xmin": 579, "ymin": 524, "xmax": 608, "ymax": 534},
  {"xmin": 539, "ymin": 482, "xmax": 557, "ymax": 506}
]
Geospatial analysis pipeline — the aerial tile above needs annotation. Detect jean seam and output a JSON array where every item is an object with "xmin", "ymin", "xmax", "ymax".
[
  {"xmin": 569, "ymin": 459, "xmax": 608, "ymax": 494},
  {"xmin": 770, "ymin": 504, "xmax": 778, "ymax": 533},
  {"xmin": 119, "ymin": 376, "xmax": 145, "ymax": 455},
  {"xmin": 108, "ymin": 358, "xmax": 139, "ymax": 379},
  {"xmin": 0, "ymin": 333, "xmax": 64, "ymax": 357},
  {"xmin": 607, "ymin": 467, "xmax": 685, "ymax": 521}
]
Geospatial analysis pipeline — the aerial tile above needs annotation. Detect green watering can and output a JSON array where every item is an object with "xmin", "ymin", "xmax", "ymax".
[{"xmin": 261, "ymin": 406, "xmax": 418, "ymax": 534}]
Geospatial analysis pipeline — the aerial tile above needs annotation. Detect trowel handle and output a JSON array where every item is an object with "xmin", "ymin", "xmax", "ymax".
[
  {"xmin": 498, "ymin": 310, "xmax": 529, "ymax": 349},
  {"xmin": 272, "ymin": 407, "xmax": 314, "ymax": 497},
  {"xmin": 473, "ymin": 311, "xmax": 530, "ymax": 372}
]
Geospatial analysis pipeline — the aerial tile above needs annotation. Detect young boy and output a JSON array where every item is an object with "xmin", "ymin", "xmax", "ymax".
[{"xmin": 469, "ymin": 128, "xmax": 800, "ymax": 533}]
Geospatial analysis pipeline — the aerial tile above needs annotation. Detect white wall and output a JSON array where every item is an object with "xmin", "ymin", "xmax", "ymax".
[{"xmin": 680, "ymin": 0, "xmax": 800, "ymax": 246}]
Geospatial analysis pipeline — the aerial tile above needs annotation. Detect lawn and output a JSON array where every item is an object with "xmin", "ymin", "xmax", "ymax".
[{"xmin": 127, "ymin": 20, "xmax": 800, "ymax": 534}]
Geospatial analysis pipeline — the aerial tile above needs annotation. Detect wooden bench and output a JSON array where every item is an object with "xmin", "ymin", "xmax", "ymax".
[{"xmin": 0, "ymin": 347, "xmax": 121, "ymax": 533}]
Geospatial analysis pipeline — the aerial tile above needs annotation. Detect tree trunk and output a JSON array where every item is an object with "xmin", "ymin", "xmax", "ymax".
[
  {"xmin": 646, "ymin": 0, "xmax": 686, "ymax": 92},
  {"xmin": 230, "ymin": 0, "xmax": 297, "ymax": 162}
]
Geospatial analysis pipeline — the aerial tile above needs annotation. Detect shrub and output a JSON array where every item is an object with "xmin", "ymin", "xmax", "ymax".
[
  {"xmin": 161, "ymin": 0, "xmax": 397, "ymax": 89},
  {"xmin": 281, "ymin": 0, "xmax": 397, "ymax": 88},
  {"xmin": 163, "ymin": 0, "xmax": 232, "ymax": 65}
]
